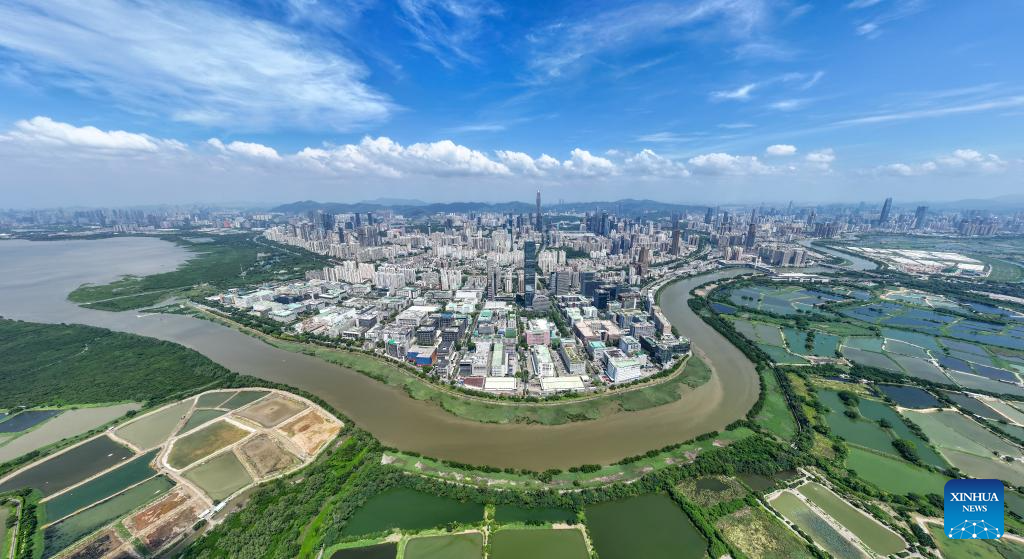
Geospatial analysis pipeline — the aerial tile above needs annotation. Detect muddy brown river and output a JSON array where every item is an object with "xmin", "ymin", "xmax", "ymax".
[{"xmin": 0, "ymin": 237, "xmax": 759, "ymax": 469}]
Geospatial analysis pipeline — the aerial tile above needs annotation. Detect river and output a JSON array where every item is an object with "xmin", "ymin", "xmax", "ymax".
[
  {"xmin": 798, "ymin": 239, "xmax": 878, "ymax": 272},
  {"xmin": 0, "ymin": 237, "xmax": 759, "ymax": 469}
]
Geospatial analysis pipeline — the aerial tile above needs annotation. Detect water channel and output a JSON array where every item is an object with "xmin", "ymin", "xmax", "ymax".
[{"xmin": 0, "ymin": 237, "xmax": 759, "ymax": 469}]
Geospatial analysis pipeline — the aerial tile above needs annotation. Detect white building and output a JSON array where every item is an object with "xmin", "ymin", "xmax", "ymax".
[
  {"xmin": 531, "ymin": 345, "xmax": 555, "ymax": 377},
  {"xmin": 607, "ymin": 356, "xmax": 644, "ymax": 383}
]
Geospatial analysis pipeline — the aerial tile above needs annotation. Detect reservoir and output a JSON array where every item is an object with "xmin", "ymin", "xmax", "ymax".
[{"xmin": 0, "ymin": 238, "xmax": 759, "ymax": 469}]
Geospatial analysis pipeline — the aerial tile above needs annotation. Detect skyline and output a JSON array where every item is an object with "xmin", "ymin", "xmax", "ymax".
[{"xmin": 1, "ymin": 0, "xmax": 1023, "ymax": 207}]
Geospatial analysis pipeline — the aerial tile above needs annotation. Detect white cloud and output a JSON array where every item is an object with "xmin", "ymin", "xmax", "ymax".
[
  {"xmin": 835, "ymin": 96, "xmax": 1024, "ymax": 126},
  {"xmin": 687, "ymin": 152, "xmax": 772, "ymax": 175},
  {"xmin": 1, "ymin": 116, "xmax": 179, "ymax": 153},
  {"xmin": 879, "ymin": 148, "xmax": 1006, "ymax": 176},
  {"xmin": 766, "ymin": 144, "xmax": 797, "ymax": 156},
  {"xmin": 562, "ymin": 148, "xmax": 617, "ymax": 176},
  {"xmin": 769, "ymin": 98, "xmax": 812, "ymax": 111},
  {"xmin": 527, "ymin": 0, "xmax": 773, "ymax": 79},
  {"xmin": 805, "ymin": 148, "xmax": 836, "ymax": 171},
  {"xmin": 624, "ymin": 149, "xmax": 689, "ymax": 177},
  {"xmin": 208, "ymin": 138, "xmax": 281, "ymax": 160},
  {"xmin": 397, "ymin": 0, "xmax": 502, "ymax": 67},
  {"xmin": 0, "ymin": 0, "xmax": 392, "ymax": 130},
  {"xmin": 846, "ymin": 0, "xmax": 884, "ymax": 9},
  {"xmin": 711, "ymin": 83, "xmax": 757, "ymax": 101}
]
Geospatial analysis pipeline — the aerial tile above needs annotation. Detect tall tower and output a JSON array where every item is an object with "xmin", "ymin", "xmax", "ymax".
[
  {"xmin": 523, "ymin": 240, "xmax": 537, "ymax": 307},
  {"xmin": 670, "ymin": 214, "xmax": 681, "ymax": 256},
  {"xmin": 879, "ymin": 197, "xmax": 893, "ymax": 224},
  {"xmin": 535, "ymin": 191, "xmax": 542, "ymax": 230},
  {"xmin": 914, "ymin": 206, "xmax": 928, "ymax": 229}
]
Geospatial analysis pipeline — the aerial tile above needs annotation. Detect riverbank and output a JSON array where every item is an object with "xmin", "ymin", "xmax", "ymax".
[{"xmin": 184, "ymin": 303, "xmax": 711, "ymax": 425}]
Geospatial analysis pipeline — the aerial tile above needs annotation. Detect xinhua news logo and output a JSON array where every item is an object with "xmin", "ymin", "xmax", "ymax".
[{"xmin": 944, "ymin": 479, "xmax": 1004, "ymax": 540}]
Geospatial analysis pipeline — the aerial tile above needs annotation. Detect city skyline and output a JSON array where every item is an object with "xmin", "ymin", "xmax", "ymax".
[{"xmin": 1, "ymin": 1, "xmax": 1023, "ymax": 206}]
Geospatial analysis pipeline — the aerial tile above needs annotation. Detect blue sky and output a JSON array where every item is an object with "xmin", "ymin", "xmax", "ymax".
[{"xmin": 0, "ymin": 0, "xmax": 1022, "ymax": 207}]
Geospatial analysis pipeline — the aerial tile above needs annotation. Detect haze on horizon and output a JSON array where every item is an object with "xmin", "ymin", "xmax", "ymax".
[{"xmin": 0, "ymin": 0, "xmax": 1022, "ymax": 208}]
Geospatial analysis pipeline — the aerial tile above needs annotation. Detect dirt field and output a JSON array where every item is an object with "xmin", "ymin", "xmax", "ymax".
[
  {"xmin": 278, "ymin": 410, "xmax": 341, "ymax": 456},
  {"xmin": 236, "ymin": 396, "xmax": 308, "ymax": 428},
  {"xmin": 238, "ymin": 434, "xmax": 299, "ymax": 478},
  {"xmin": 167, "ymin": 420, "xmax": 250, "ymax": 469},
  {"xmin": 64, "ymin": 528, "xmax": 125, "ymax": 559},
  {"xmin": 141, "ymin": 500, "xmax": 202, "ymax": 552},
  {"xmin": 124, "ymin": 488, "xmax": 192, "ymax": 533}
]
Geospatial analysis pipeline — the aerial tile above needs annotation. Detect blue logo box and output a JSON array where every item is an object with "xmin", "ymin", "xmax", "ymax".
[{"xmin": 945, "ymin": 479, "xmax": 1004, "ymax": 539}]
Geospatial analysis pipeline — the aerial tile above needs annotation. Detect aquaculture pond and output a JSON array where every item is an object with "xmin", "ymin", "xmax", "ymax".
[
  {"xmin": 114, "ymin": 400, "xmax": 191, "ymax": 450},
  {"xmin": 44, "ymin": 449, "xmax": 160, "ymax": 522},
  {"xmin": 877, "ymin": 385, "xmax": 941, "ymax": 409},
  {"xmin": 0, "ymin": 409, "xmax": 62, "ymax": 433},
  {"xmin": 404, "ymin": 533, "xmax": 482, "ymax": 559},
  {"xmin": 220, "ymin": 390, "xmax": 270, "ymax": 409},
  {"xmin": 182, "ymin": 450, "xmax": 252, "ymax": 502},
  {"xmin": 845, "ymin": 447, "xmax": 948, "ymax": 496},
  {"xmin": 42, "ymin": 475, "xmax": 173, "ymax": 558},
  {"xmin": 329, "ymin": 543, "xmax": 397, "ymax": 559},
  {"xmin": 770, "ymin": 491, "xmax": 867, "ymax": 559},
  {"xmin": 0, "ymin": 403, "xmax": 140, "ymax": 464},
  {"xmin": 736, "ymin": 470, "xmax": 798, "ymax": 492},
  {"xmin": 797, "ymin": 483, "xmax": 905, "ymax": 556},
  {"xmin": 177, "ymin": 409, "xmax": 227, "ymax": 434},
  {"xmin": 167, "ymin": 420, "xmax": 249, "ymax": 469},
  {"xmin": 0, "ymin": 435, "xmax": 134, "ymax": 496},
  {"xmin": 195, "ymin": 390, "xmax": 237, "ymax": 408},
  {"xmin": 493, "ymin": 505, "xmax": 576, "ymax": 524},
  {"xmin": 585, "ymin": 493, "xmax": 706, "ymax": 559},
  {"xmin": 490, "ymin": 529, "xmax": 588, "ymax": 559},
  {"xmin": 341, "ymin": 488, "xmax": 484, "ymax": 536},
  {"xmin": 857, "ymin": 398, "xmax": 947, "ymax": 468}
]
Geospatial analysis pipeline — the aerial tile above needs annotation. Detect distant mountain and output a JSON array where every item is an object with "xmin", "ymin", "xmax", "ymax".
[{"xmin": 271, "ymin": 198, "xmax": 711, "ymax": 218}]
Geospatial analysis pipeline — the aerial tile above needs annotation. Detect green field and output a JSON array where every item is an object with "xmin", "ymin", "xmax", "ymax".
[
  {"xmin": 716, "ymin": 506, "xmax": 814, "ymax": 559},
  {"xmin": 797, "ymin": 483, "xmax": 904, "ymax": 556},
  {"xmin": 489, "ymin": 529, "xmax": 588, "ymax": 559},
  {"xmin": 404, "ymin": 533, "xmax": 482, "ymax": 559},
  {"xmin": 167, "ymin": 420, "xmax": 249, "ymax": 469},
  {"xmin": 67, "ymin": 234, "xmax": 328, "ymax": 311},
  {"xmin": 928, "ymin": 523, "xmax": 1024, "ymax": 558},
  {"xmin": 0, "ymin": 502, "xmax": 12, "ymax": 559},
  {"xmin": 757, "ymin": 369, "xmax": 797, "ymax": 439},
  {"xmin": 845, "ymin": 447, "xmax": 949, "ymax": 496},
  {"xmin": 182, "ymin": 451, "xmax": 253, "ymax": 502},
  {"xmin": 0, "ymin": 319, "xmax": 231, "ymax": 408}
]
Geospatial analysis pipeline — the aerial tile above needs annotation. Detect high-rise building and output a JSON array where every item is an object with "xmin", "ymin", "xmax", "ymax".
[
  {"xmin": 914, "ymin": 206, "xmax": 928, "ymax": 229},
  {"xmin": 670, "ymin": 214, "xmax": 681, "ymax": 255},
  {"xmin": 704, "ymin": 207, "xmax": 714, "ymax": 225},
  {"xmin": 487, "ymin": 267, "xmax": 499, "ymax": 299},
  {"xmin": 535, "ymin": 191, "xmax": 542, "ymax": 230},
  {"xmin": 879, "ymin": 197, "xmax": 893, "ymax": 224},
  {"xmin": 523, "ymin": 240, "xmax": 537, "ymax": 307}
]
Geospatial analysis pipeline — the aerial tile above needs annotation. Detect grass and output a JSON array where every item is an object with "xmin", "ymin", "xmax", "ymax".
[
  {"xmin": 0, "ymin": 319, "xmax": 230, "ymax": 409},
  {"xmin": 715, "ymin": 506, "xmax": 814, "ymax": 559},
  {"xmin": 68, "ymin": 234, "xmax": 328, "ymax": 311},
  {"xmin": 757, "ymin": 369, "xmax": 797, "ymax": 440},
  {"xmin": 383, "ymin": 427, "xmax": 755, "ymax": 490},
  {"xmin": 927, "ymin": 523, "xmax": 1024, "ymax": 558}
]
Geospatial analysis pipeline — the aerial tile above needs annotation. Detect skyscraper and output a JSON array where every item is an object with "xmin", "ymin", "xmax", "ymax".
[
  {"xmin": 523, "ymin": 240, "xmax": 537, "ymax": 307},
  {"xmin": 535, "ymin": 191, "xmax": 542, "ymax": 230},
  {"xmin": 704, "ymin": 207, "xmax": 714, "ymax": 225},
  {"xmin": 879, "ymin": 197, "xmax": 893, "ymax": 224},
  {"xmin": 670, "ymin": 214, "xmax": 681, "ymax": 256},
  {"xmin": 914, "ymin": 206, "xmax": 928, "ymax": 229}
]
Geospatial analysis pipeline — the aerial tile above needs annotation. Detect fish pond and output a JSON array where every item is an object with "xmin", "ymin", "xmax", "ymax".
[
  {"xmin": 490, "ymin": 529, "xmax": 588, "ymax": 559},
  {"xmin": 876, "ymin": 385, "xmax": 941, "ymax": 409},
  {"xmin": 797, "ymin": 483, "xmax": 905, "ymax": 556},
  {"xmin": 769, "ymin": 491, "xmax": 867, "ymax": 559},
  {"xmin": 585, "ymin": 493, "xmax": 706, "ymax": 559},
  {"xmin": 0, "ymin": 435, "xmax": 134, "ymax": 496},
  {"xmin": 844, "ymin": 447, "xmax": 948, "ymax": 496},
  {"xmin": 114, "ymin": 400, "xmax": 191, "ymax": 450},
  {"xmin": 182, "ymin": 450, "xmax": 252, "ymax": 502},
  {"xmin": 404, "ymin": 533, "xmax": 482, "ymax": 559},
  {"xmin": 493, "ymin": 505, "xmax": 576, "ymax": 524},
  {"xmin": 43, "ymin": 475, "xmax": 173, "ymax": 558},
  {"xmin": 44, "ymin": 449, "xmax": 160, "ymax": 522},
  {"xmin": 329, "ymin": 543, "xmax": 397, "ymax": 559},
  {"xmin": 341, "ymin": 488, "xmax": 484, "ymax": 537},
  {"xmin": 0, "ymin": 409, "xmax": 62, "ymax": 433}
]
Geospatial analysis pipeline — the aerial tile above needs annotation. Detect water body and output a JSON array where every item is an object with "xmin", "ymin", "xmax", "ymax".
[
  {"xmin": 798, "ymin": 240, "xmax": 878, "ymax": 271},
  {"xmin": 0, "ymin": 238, "xmax": 759, "ymax": 469}
]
